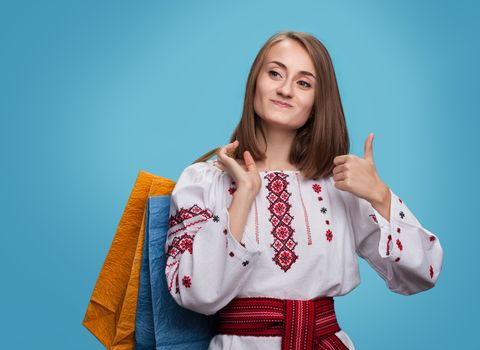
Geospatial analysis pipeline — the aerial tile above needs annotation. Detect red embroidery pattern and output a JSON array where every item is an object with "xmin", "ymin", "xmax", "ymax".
[
  {"xmin": 228, "ymin": 180, "xmax": 237, "ymax": 195},
  {"xmin": 297, "ymin": 174, "xmax": 312, "ymax": 245},
  {"xmin": 175, "ymin": 276, "xmax": 180, "ymax": 294},
  {"xmin": 325, "ymin": 229, "xmax": 333, "ymax": 242},
  {"xmin": 429, "ymin": 235, "xmax": 436, "ymax": 241},
  {"xmin": 429, "ymin": 265, "xmax": 434, "ymax": 278},
  {"xmin": 166, "ymin": 233, "xmax": 194, "ymax": 259},
  {"xmin": 216, "ymin": 296, "xmax": 348, "ymax": 350},
  {"xmin": 386, "ymin": 234, "xmax": 392, "ymax": 256},
  {"xmin": 169, "ymin": 204, "xmax": 212, "ymax": 228},
  {"xmin": 168, "ymin": 205, "xmax": 213, "ymax": 236},
  {"xmin": 166, "ymin": 203, "xmax": 217, "ymax": 294},
  {"xmin": 182, "ymin": 275, "xmax": 192, "ymax": 288},
  {"xmin": 315, "ymin": 185, "xmax": 334, "ymax": 242},
  {"xmin": 312, "ymin": 183, "xmax": 322, "ymax": 193},
  {"xmin": 369, "ymin": 214, "xmax": 378, "ymax": 223},
  {"xmin": 397, "ymin": 227, "xmax": 401, "ymax": 233},
  {"xmin": 265, "ymin": 172, "xmax": 298, "ymax": 272},
  {"xmin": 396, "ymin": 239, "xmax": 403, "ymax": 251},
  {"xmin": 395, "ymin": 257, "xmax": 401, "ymax": 262},
  {"xmin": 254, "ymin": 198, "xmax": 260, "ymax": 244}
]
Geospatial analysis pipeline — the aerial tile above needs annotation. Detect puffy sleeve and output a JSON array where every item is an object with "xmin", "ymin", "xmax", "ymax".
[
  {"xmin": 338, "ymin": 180, "xmax": 444, "ymax": 295},
  {"xmin": 165, "ymin": 161, "xmax": 262, "ymax": 315}
]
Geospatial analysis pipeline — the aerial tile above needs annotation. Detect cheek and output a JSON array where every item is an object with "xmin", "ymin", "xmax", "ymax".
[
  {"xmin": 299, "ymin": 92, "xmax": 315, "ymax": 110},
  {"xmin": 254, "ymin": 80, "xmax": 269, "ymax": 108}
]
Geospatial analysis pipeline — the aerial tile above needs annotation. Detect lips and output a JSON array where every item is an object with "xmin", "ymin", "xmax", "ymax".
[{"xmin": 271, "ymin": 99, "xmax": 293, "ymax": 108}]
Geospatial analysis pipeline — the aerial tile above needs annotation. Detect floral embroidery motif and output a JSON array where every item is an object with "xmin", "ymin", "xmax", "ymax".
[
  {"xmin": 166, "ymin": 203, "xmax": 216, "ymax": 294},
  {"xmin": 369, "ymin": 214, "xmax": 378, "ymax": 223},
  {"xmin": 213, "ymin": 215, "xmax": 220, "ymax": 222},
  {"xmin": 229, "ymin": 251, "xmax": 235, "ymax": 257},
  {"xmin": 325, "ymin": 229, "xmax": 333, "ymax": 242},
  {"xmin": 396, "ymin": 239, "xmax": 403, "ymax": 251},
  {"xmin": 265, "ymin": 172, "xmax": 298, "ymax": 272},
  {"xmin": 429, "ymin": 265, "xmax": 434, "ymax": 278},
  {"xmin": 429, "ymin": 235, "xmax": 436, "ymax": 241},
  {"xmin": 228, "ymin": 181, "xmax": 237, "ymax": 195},
  {"xmin": 313, "ymin": 181, "xmax": 333, "ymax": 242},
  {"xmin": 395, "ymin": 257, "xmax": 400, "ymax": 262},
  {"xmin": 182, "ymin": 275, "xmax": 192, "ymax": 288},
  {"xmin": 397, "ymin": 227, "xmax": 401, "ymax": 233},
  {"xmin": 242, "ymin": 260, "xmax": 249, "ymax": 266},
  {"xmin": 399, "ymin": 211, "xmax": 405, "ymax": 219},
  {"xmin": 166, "ymin": 233, "xmax": 194, "ymax": 259},
  {"xmin": 312, "ymin": 183, "xmax": 322, "ymax": 193}
]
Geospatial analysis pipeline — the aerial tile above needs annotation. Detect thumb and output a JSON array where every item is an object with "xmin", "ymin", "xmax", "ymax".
[{"xmin": 363, "ymin": 133, "xmax": 375, "ymax": 161}]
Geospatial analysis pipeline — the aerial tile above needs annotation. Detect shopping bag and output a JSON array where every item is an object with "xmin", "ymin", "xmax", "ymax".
[
  {"xmin": 83, "ymin": 170, "xmax": 176, "ymax": 349},
  {"xmin": 135, "ymin": 194, "xmax": 217, "ymax": 350}
]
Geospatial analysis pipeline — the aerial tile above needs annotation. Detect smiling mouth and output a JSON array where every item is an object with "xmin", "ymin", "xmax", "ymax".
[{"xmin": 271, "ymin": 99, "xmax": 293, "ymax": 108}]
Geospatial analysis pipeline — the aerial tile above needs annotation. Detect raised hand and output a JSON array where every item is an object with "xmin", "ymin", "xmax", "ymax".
[
  {"xmin": 332, "ymin": 133, "xmax": 390, "ymax": 206},
  {"xmin": 216, "ymin": 140, "xmax": 262, "ymax": 199}
]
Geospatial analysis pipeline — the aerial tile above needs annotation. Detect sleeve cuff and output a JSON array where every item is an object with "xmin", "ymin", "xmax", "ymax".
[
  {"xmin": 223, "ymin": 206, "xmax": 262, "ymax": 262},
  {"xmin": 371, "ymin": 188, "xmax": 401, "ymax": 259}
]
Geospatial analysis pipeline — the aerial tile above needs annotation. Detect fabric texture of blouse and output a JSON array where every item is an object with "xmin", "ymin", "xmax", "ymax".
[{"xmin": 164, "ymin": 159, "xmax": 444, "ymax": 349}]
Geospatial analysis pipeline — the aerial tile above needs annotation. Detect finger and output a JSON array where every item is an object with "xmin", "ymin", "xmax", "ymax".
[
  {"xmin": 363, "ymin": 133, "xmax": 374, "ymax": 161},
  {"xmin": 243, "ymin": 150, "xmax": 257, "ymax": 172},
  {"xmin": 333, "ymin": 171, "xmax": 347, "ymax": 182},
  {"xmin": 333, "ymin": 154, "xmax": 350, "ymax": 165},
  {"xmin": 218, "ymin": 140, "xmax": 239, "ymax": 161},
  {"xmin": 333, "ymin": 179, "xmax": 349, "ymax": 191},
  {"xmin": 332, "ymin": 164, "xmax": 347, "ymax": 175}
]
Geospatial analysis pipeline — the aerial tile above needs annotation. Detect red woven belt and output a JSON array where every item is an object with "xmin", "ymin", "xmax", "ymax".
[{"xmin": 216, "ymin": 296, "xmax": 349, "ymax": 350}]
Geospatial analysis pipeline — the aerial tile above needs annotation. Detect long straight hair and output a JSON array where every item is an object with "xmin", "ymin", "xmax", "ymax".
[{"xmin": 193, "ymin": 31, "xmax": 350, "ymax": 180}]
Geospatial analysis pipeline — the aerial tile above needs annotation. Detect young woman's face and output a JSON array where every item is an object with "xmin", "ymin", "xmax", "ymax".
[{"xmin": 254, "ymin": 39, "xmax": 316, "ymax": 131}]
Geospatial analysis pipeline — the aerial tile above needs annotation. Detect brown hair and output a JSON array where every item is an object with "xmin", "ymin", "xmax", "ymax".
[{"xmin": 192, "ymin": 31, "xmax": 350, "ymax": 180}]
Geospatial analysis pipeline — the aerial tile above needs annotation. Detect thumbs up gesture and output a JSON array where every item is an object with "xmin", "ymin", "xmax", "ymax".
[{"xmin": 333, "ymin": 133, "xmax": 390, "ymax": 208}]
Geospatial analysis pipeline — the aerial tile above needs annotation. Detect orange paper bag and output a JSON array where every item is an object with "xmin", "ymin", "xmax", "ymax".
[{"xmin": 83, "ymin": 170, "xmax": 176, "ymax": 349}]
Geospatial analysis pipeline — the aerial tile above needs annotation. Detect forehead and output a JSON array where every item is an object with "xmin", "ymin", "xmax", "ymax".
[{"xmin": 264, "ymin": 39, "xmax": 315, "ymax": 72}]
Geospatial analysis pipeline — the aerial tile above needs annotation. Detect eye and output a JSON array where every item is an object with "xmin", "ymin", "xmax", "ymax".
[
  {"xmin": 298, "ymin": 80, "xmax": 311, "ymax": 88},
  {"xmin": 268, "ymin": 70, "xmax": 281, "ymax": 78}
]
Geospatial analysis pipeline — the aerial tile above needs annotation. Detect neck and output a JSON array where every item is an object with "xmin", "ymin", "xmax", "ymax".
[{"xmin": 255, "ymin": 123, "xmax": 297, "ymax": 171}]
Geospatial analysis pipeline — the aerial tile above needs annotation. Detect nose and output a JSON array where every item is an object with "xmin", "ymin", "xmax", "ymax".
[{"xmin": 276, "ymin": 77, "xmax": 294, "ymax": 99}]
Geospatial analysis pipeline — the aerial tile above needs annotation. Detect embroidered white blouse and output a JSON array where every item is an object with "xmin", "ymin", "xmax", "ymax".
[{"xmin": 165, "ymin": 159, "xmax": 444, "ymax": 350}]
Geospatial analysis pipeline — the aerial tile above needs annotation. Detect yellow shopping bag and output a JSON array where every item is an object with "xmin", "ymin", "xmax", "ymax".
[{"xmin": 82, "ymin": 170, "xmax": 176, "ymax": 349}]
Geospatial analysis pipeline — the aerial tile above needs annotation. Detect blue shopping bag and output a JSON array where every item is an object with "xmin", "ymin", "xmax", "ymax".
[{"xmin": 135, "ymin": 195, "xmax": 217, "ymax": 350}]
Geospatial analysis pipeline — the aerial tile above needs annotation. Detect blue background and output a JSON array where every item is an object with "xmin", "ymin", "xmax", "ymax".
[{"xmin": 1, "ymin": 0, "xmax": 477, "ymax": 349}]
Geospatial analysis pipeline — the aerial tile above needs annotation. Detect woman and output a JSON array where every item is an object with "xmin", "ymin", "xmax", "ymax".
[{"xmin": 165, "ymin": 31, "xmax": 443, "ymax": 349}]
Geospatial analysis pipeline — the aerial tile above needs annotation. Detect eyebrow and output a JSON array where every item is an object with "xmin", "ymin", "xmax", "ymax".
[{"xmin": 267, "ymin": 60, "xmax": 316, "ymax": 79}]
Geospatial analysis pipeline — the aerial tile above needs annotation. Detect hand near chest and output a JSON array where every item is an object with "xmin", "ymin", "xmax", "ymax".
[{"xmin": 216, "ymin": 140, "xmax": 262, "ymax": 201}]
